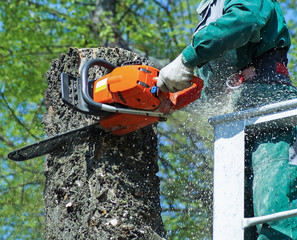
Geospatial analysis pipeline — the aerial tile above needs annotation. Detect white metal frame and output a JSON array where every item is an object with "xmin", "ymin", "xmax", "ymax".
[{"xmin": 209, "ymin": 98, "xmax": 297, "ymax": 240}]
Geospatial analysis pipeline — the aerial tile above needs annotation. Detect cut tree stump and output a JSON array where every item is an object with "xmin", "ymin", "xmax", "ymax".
[{"xmin": 43, "ymin": 47, "xmax": 166, "ymax": 240}]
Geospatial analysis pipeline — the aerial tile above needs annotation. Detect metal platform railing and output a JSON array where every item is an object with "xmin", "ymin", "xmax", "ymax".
[{"xmin": 208, "ymin": 98, "xmax": 297, "ymax": 240}]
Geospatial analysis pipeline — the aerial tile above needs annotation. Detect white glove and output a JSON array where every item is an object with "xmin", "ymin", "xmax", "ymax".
[{"xmin": 157, "ymin": 54, "xmax": 194, "ymax": 93}]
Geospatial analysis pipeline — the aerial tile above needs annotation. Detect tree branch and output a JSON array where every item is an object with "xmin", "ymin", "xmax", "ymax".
[
  {"xmin": 116, "ymin": 0, "xmax": 143, "ymax": 24},
  {"xmin": 0, "ymin": 91, "xmax": 39, "ymax": 140},
  {"xmin": 151, "ymin": 0, "xmax": 179, "ymax": 46},
  {"xmin": 26, "ymin": 1, "xmax": 68, "ymax": 20},
  {"xmin": 0, "ymin": 134, "xmax": 15, "ymax": 148},
  {"xmin": 1, "ymin": 181, "xmax": 43, "ymax": 194}
]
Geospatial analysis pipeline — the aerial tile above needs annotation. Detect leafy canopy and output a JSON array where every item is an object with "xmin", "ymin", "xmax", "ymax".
[{"xmin": 1, "ymin": 1, "xmax": 297, "ymax": 239}]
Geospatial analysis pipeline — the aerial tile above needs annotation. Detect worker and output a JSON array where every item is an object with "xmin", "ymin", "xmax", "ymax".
[{"xmin": 157, "ymin": 0, "xmax": 297, "ymax": 239}]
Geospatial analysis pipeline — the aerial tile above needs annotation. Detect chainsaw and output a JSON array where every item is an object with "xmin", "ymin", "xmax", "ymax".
[{"xmin": 8, "ymin": 59, "xmax": 203, "ymax": 161}]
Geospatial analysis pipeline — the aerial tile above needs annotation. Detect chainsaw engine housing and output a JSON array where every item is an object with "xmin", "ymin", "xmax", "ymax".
[{"xmin": 93, "ymin": 65, "xmax": 161, "ymax": 110}]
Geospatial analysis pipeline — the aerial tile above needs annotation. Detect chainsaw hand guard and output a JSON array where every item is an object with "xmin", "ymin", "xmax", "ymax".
[{"xmin": 61, "ymin": 59, "xmax": 117, "ymax": 116}]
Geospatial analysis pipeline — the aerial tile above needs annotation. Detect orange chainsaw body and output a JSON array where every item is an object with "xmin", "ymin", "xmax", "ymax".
[
  {"xmin": 93, "ymin": 65, "xmax": 161, "ymax": 110},
  {"xmin": 93, "ymin": 64, "xmax": 204, "ymax": 135}
]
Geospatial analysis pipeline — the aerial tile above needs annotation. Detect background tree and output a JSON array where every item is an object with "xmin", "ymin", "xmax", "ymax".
[{"xmin": 0, "ymin": 1, "xmax": 296, "ymax": 239}]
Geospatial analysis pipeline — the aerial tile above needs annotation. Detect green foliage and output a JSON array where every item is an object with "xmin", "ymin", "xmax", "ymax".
[
  {"xmin": 0, "ymin": 2, "xmax": 49, "ymax": 237},
  {"xmin": 278, "ymin": 1, "xmax": 297, "ymax": 85},
  {"xmin": 0, "ymin": 1, "xmax": 201, "ymax": 239},
  {"xmin": 1, "ymin": 160, "xmax": 45, "ymax": 239},
  {"xmin": 158, "ymin": 110, "xmax": 213, "ymax": 239},
  {"xmin": 1, "ymin": 0, "xmax": 297, "ymax": 239}
]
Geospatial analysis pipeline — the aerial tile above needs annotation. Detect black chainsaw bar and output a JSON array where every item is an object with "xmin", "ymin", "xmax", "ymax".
[{"xmin": 8, "ymin": 123, "xmax": 106, "ymax": 161}]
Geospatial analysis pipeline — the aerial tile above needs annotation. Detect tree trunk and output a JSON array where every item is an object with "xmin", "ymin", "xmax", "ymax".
[
  {"xmin": 89, "ymin": 0, "xmax": 125, "ymax": 48},
  {"xmin": 43, "ymin": 47, "xmax": 166, "ymax": 240}
]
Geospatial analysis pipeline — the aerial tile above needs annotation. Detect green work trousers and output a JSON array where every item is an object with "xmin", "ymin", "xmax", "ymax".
[{"xmin": 232, "ymin": 83, "xmax": 297, "ymax": 240}]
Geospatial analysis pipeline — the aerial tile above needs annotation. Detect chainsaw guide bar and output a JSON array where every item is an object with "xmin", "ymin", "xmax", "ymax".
[{"xmin": 8, "ymin": 124, "xmax": 104, "ymax": 161}]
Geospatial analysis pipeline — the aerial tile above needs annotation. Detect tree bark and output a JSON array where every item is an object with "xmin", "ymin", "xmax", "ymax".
[{"xmin": 43, "ymin": 47, "xmax": 166, "ymax": 239}]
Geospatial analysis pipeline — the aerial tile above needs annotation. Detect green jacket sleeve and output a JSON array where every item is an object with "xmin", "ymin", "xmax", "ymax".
[{"xmin": 182, "ymin": 0, "xmax": 282, "ymax": 68}]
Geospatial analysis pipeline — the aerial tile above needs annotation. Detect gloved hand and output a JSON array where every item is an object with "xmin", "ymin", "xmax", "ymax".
[{"xmin": 157, "ymin": 54, "xmax": 194, "ymax": 92}]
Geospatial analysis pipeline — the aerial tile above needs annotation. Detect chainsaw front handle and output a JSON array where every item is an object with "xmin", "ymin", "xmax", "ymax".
[{"xmin": 81, "ymin": 59, "xmax": 116, "ymax": 112}]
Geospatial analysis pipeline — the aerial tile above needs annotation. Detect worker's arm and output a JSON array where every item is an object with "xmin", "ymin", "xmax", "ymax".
[
  {"xmin": 157, "ymin": 0, "xmax": 289, "ymax": 92},
  {"xmin": 182, "ymin": 0, "xmax": 275, "ymax": 67}
]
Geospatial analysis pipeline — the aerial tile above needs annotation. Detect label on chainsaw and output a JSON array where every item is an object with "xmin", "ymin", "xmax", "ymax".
[{"xmin": 95, "ymin": 78, "xmax": 108, "ymax": 93}]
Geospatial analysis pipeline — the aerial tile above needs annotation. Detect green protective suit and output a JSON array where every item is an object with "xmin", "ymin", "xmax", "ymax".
[{"xmin": 182, "ymin": 0, "xmax": 297, "ymax": 239}]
